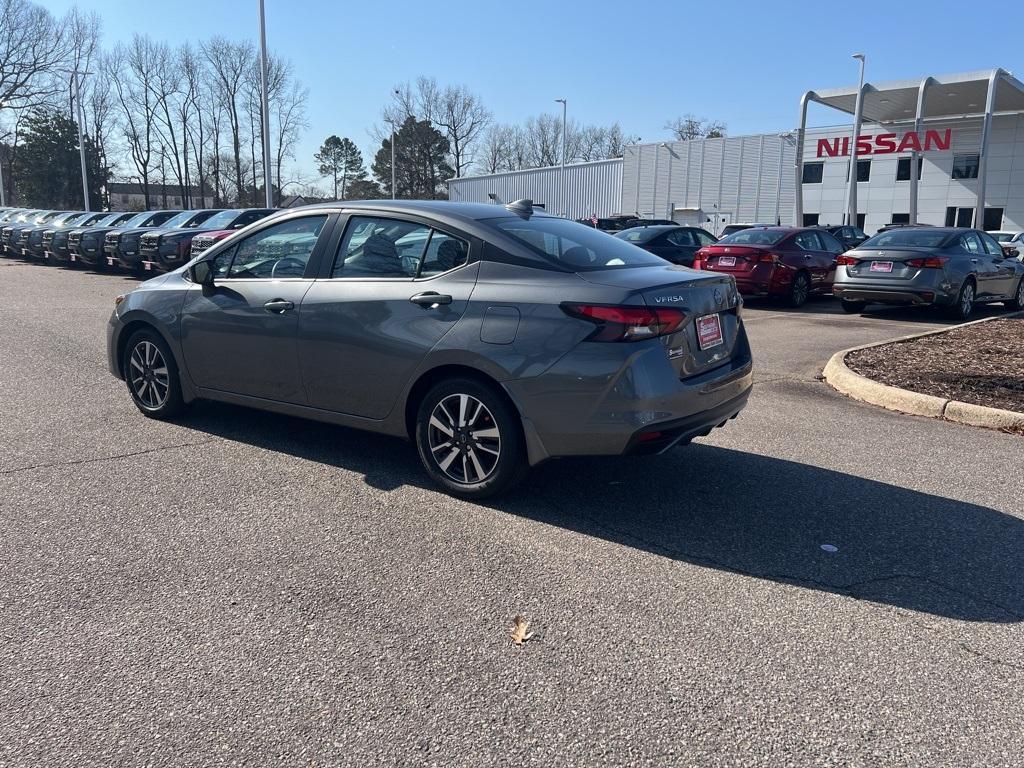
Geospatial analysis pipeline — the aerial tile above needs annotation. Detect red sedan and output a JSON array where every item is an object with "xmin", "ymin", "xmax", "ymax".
[{"xmin": 695, "ymin": 226, "xmax": 846, "ymax": 307}]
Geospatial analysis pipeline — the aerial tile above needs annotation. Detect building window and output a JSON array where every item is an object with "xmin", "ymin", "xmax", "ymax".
[
  {"xmin": 802, "ymin": 162, "xmax": 823, "ymax": 184},
  {"xmin": 802, "ymin": 213, "xmax": 820, "ymax": 226},
  {"xmin": 946, "ymin": 206, "xmax": 975, "ymax": 227},
  {"xmin": 846, "ymin": 160, "xmax": 871, "ymax": 182},
  {"xmin": 856, "ymin": 214, "xmax": 866, "ymax": 230},
  {"xmin": 952, "ymin": 154, "xmax": 979, "ymax": 179},
  {"xmin": 983, "ymin": 207, "xmax": 1004, "ymax": 231},
  {"xmin": 896, "ymin": 157, "xmax": 923, "ymax": 181},
  {"xmin": 890, "ymin": 213, "xmax": 910, "ymax": 224}
]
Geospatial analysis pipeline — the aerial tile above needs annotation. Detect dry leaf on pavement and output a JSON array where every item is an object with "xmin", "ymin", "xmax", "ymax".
[{"xmin": 510, "ymin": 615, "xmax": 534, "ymax": 647}]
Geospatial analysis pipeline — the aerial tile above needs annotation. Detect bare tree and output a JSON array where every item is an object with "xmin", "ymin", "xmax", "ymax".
[
  {"xmin": 0, "ymin": 0, "xmax": 66, "ymax": 110},
  {"xmin": 435, "ymin": 84, "xmax": 490, "ymax": 177},
  {"xmin": 664, "ymin": 114, "xmax": 726, "ymax": 141},
  {"xmin": 272, "ymin": 79, "xmax": 308, "ymax": 206},
  {"xmin": 203, "ymin": 37, "xmax": 254, "ymax": 206},
  {"xmin": 481, "ymin": 124, "xmax": 513, "ymax": 174},
  {"xmin": 524, "ymin": 113, "xmax": 562, "ymax": 167},
  {"xmin": 108, "ymin": 37, "xmax": 162, "ymax": 208}
]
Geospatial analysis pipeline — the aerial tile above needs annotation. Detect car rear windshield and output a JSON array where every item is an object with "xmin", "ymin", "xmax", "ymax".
[
  {"xmin": 489, "ymin": 217, "xmax": 667, "ymax": 270},
  {"xmin": 861, "ymin": 230, "xmax": 950, "ymax": 248},
  {"xmin": 717, "ymin": 229, "xmax": 787, "ymax": 246}
]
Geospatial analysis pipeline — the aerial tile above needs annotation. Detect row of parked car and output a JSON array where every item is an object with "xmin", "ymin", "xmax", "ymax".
[
  {"xmin": 0, "ymin": 206, "xmax": 277, "ymax": 273},
  {"xmin": 610, "ymin": 220, "xmax": 1024, "ymax": 319}
]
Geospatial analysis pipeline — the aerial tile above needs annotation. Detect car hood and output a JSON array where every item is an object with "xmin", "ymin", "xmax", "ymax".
[{"xmin": 116, "ymin": 227, "xmax": 162, "ymax": 237}]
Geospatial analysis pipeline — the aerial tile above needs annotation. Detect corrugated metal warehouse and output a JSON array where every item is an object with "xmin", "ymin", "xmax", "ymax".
[
  {"xmin": 448, "ymin": 68, "xmax": 1024, "ymax": 236},
  {"xmin": 446, "ymin": 159, "xmax": 622, "ymax": 220}
]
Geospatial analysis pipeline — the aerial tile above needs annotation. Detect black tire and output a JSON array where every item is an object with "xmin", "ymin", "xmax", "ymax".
[
  {"xmin": 841, "ymin": 299, "xmax": 867, "ymax": 314},
  {"xmin": 1007, "ymin": 279, "xmax": 1024, "ymax": 311},
  {"xmin": 415, "ymin": 376, "xmax": 528, "ymax": 499},
  {"xmin": 946, "ymin": 278, "xmax": 976, "ymax": 321},
  {"xmin": 787, "ymin": 271, "xmax": 811, "ymax": 308},
  {"xmin": 122, "ymin": 329, "xmax": 185, "ymax": 419}
]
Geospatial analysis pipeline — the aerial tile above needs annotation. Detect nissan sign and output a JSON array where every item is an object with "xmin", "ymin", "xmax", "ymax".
[{"xmin": 816, "ymin": 129, "xmax": 951, "ymax": 158}]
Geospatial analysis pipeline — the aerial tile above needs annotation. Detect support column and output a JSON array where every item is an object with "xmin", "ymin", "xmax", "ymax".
[
  {"xmin": 794, "ymin": 91, "xmax": 816, "ymax": 226},
  {"xmin": 974, "ymin": 69, "xmax": 1001, "ymax": 229},
  {"xmin": 847, "ymin": 82, "xmax": 867, "ymax": 226},
  {"xmin": 909, "ymin": 77, "xmax": 933, "ymax": 224}
]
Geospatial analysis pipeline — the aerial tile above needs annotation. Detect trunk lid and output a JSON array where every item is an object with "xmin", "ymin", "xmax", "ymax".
[
  {"xmin": 699, "ymin": 244, "xmax": 768, "ymax": 273},
  {"xmin": 844, "ymin": 248, "xmax": 941, "ymax": 280},
  {"xmin": 577, "ymin": 265, "xmax": 742, "ymax": 378}
]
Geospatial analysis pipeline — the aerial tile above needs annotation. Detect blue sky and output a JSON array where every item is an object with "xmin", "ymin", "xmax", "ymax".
[{"xmin": 43, "ymin": 0, "xmax": 1024, "ymax": 182}]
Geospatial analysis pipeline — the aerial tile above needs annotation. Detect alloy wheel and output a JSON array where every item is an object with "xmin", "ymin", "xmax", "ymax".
[
  {"xmin": 129, "ymin": 340, "xmax": 170, "ymax": 409},
  {"xmin": 960, "ymin": 282, "xmax": 975, "ymax": 317},
  {"xmin": 791, "ymin": 273, "xmax": 809, "ymax": 306},
  {"xmin": 427, "ymin": 393, "xmax": 501, "ymax": 485}
]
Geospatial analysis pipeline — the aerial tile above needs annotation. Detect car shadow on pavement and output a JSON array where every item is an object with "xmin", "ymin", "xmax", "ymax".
[
  {"xmin": 744, "ymin": 296, "xmax": 1010, "ymax": 324},
  {"xmin": 181, "ymin": 403, "xmax": 1023, "ymax": 624}
]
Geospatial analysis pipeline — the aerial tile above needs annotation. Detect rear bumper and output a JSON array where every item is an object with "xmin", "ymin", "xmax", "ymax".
[
  {"xmin": 504, "ymin": 321, "xmax": 754, "ymax": 462},
  {"xmin": 832, "ymin": 279, "xmax": 954, "ymax": 306}
]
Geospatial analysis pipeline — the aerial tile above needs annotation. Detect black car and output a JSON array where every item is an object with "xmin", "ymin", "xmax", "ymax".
[
  {"xmin": 21, "ymin": 212, "xmax": 85, "ymax": 259},
  {"xmin": 8, "ymin": 211, "xmax": 69, "ymax": 256},
  {"xmin": 613, "ymin": 225, "xmax": 717, "ymax": 267},
  {"xmin": 109, "ymin": 209, "xmax": 222, "ymax": 272},
  {"xmin": 819, "ymin": 225, "xmax": 868, "ymax": 250},
  {"xmin": 69, "ymin": 210, "xmax": 182, "ymax": 269},
  {"xmin": 577, "ymin": 215, "xmax": 676, "ymax": 232},
  {"xmin": 140, "ymin": 208, "xmax": 276, "ymax": 273},
  {"xmin": 47, "ymin": 212, "xmax": 137, "ymax": 265}
]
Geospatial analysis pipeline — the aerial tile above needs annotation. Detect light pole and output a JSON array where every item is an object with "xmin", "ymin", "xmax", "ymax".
[
  {"xmin": 71, "ymin": 70, "xmax": 93, "ymax": 211},
  {"xmin": 555, "ymin": 98, "xmax": 566, "ymax": 216},
  {"xmin": 0, "ymin": 100, "xmax": 6, "ymax": 207},
  {"xmin": 846, "ymin": 53, "xmax": 866, "ymax": 226},
  {"xmin": 258, "ymin": 0, "xmax": 273, "ymax": 207}
]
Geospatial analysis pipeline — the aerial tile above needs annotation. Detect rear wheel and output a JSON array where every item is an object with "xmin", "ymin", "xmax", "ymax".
[
  {"xmin": 841, "ymin": 299, "xmax": 867, "ymax": 314},
  {"xmin": 947, "ymin": 279, "xmax": 976, "ymax": 321},
  {"xmin": 122, "ymin": 329, "xmax": 185, "ymax": 419},
  {"xmin": 415, "ymin": 377, "xmax": 528, "ymax": 499},
  {"xmin": 1007, "ymin": 279, "xmax": 1024, "ymax": 311},
  {"xmin": 787, "ymin": 271, "xmax": 810, "ymax": 308}
]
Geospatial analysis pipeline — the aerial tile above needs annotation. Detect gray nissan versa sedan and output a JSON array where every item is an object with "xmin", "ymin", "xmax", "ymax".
[
  {"xmin": 107, "ymin": 200, "xmax": 753, "ymax": 497},
  {"xmin": 832, "ymin": 226, "xmax": 1024, "ymax": 318}
]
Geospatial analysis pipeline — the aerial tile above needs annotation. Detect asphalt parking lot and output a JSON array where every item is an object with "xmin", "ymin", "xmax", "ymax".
[{"xmin": 1, "ymin": 261, "xmax": 1022, "ymax": 767}]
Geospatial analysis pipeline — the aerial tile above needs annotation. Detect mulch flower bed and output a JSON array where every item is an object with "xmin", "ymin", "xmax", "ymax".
[{"xmin": 846, "ymin": 317, "xmax": 1024, "ymax": 426}]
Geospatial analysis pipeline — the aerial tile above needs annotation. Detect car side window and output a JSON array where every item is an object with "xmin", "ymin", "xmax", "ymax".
[
  {"xmin": 819, "ymin": 232, "xmax": 845, "ymax": 254},
  {"xmin": 961, "ymin": 233, "xmax": 983, "ymax": 254},
  {"xmin": 667, "ymin": 230, "xmax": 696, "ymax": 247},
  {"xmin": 979, "ymin": 232, "xmax": 1004, "ymax": 257},
  {"xmin": 218, "ymin": 215, "xmax": 328, "ymax": 279},
  {"xmin": 233, "ymin": 210, "xmax": 268, "ymax": 229},
  {"xmin": 793, "ymin": 231, "xmax": 821, "ymax": 251},
  {"xmin": 332, "ymin": 216, "xmax": 432, "ymax": 278},
  {"xmin": 694, "ymin": 230, "xmax": 716, "ymax": 246},
  {"xmin": 420, "ymin": 231, "xmax": 469, "ymax": 277}
]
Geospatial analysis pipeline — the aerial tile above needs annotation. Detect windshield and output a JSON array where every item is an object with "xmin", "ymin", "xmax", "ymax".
[
  {"xmin": 489, "ymin": 216, "xmax": 667, "ymax": 270},
  {"xmin": 161, "ymin": 211, "xmax": 201, "ymax": 229},
  {"xmin": 992, "ymin": 233, "xmax": 1013, "ymax": 242},
  {"xmin": 198, "ymin": 210, "xmax": 240, "ymax": 230},
  {"xmin": 120, "ymin": 212, "xmax": 155, "ymax": 228},
  {"xmin": 53, "ymin": 212, "xmax": 85, "ymax": 226},
  {"xmin": 717, "ymin": 229, "xmax": 788, "ymax": 246},
  {"xmin": 861, "ymin": 229, "xmax": 951, "ymax": 248}
]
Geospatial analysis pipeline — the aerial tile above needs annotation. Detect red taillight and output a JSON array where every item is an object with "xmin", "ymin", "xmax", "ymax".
[
  {"xmin": 905, "ymin": 256, "xmax": 948, "ymax": 269},
  {"xmin": 836, "ymin": 254, "xmax": 858, "ymax": 266},
  {"xmin": 561, "ymin": 303, "xmax": 686, "ymax": 342},
  {"xmin": 756, "ymin": 252, "xmax": 780, "ymax": 263}
]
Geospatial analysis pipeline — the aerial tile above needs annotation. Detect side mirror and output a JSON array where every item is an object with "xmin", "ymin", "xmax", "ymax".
[{"xmin": 190, "ymin": 260, "xmax": 215, "ymax": 294}]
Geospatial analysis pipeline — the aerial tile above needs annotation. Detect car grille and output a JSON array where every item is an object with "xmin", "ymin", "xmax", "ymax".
[
  {"xmin": 104, "ymin": 232, "xmax": 120, "ymax": 247},
  {"xmin": 42, "ymin": 232, "xmax": 55, "ymax": 246},
  {"xmin": 191, "ymin": 235, "xmax": 214, "ymax": 254},
  {"xmin": 68, "ymin": 233, "xmax": 82, "ymax": 248},
  {"xmin": 140, "ymin": 233, "xmax": 160, "ymax": 250}
]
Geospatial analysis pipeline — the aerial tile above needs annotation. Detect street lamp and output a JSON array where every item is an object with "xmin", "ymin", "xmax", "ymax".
[
  {"xmin": 258, "ymin": 0, "xmax": 273, "ymax": 207},
  {"xmin": 0, "ymin": 99, "xmax": 6, "ymax": 207},
  {"xmin": 555, "ymin": 98, "xmax": 566, "ymax": 216},
  {"xmin": 389, "ymin": 88, "xmax": 400, "ymax": 200},
  {"xmin": 846, "ymin": 53, "xmax": 867, "ymax": 226},
  {"xmin": 69, "ymin": 70, "xmax": 93, "ymax": 211}
]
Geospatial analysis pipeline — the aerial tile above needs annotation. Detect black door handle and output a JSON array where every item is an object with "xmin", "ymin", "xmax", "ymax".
[
  {"xmin": 264, "ymin": 299, "xmax": 295, "ymax": 313},
  {"xmin": 409, "ymin": 292, "xmax": 452, "ymax": 307}
]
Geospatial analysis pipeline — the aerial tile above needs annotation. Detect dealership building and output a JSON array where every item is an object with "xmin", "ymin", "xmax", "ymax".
[{"xmin": 447, "ymin": 69, "xmax": 1024, "ymax": 235}]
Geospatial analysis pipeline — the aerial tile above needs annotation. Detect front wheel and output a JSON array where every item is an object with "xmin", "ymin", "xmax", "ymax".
[
  {"xmin": 787, "ymin": 271, "xmax": 810, "ymax": 308},
  {"xmin": 1007, "ymin": 279, "xmax": 1024, "ymax": 311},
  {"xmin": 947, "ymin": 279, "xmax": 976, "ymax": 321},
  {"xmin": 415, "ymin": 377, "xmax": 528, "ymax": 499},
  {"xmin": 122, "ymin": 329, "xmax": 185, "ymax": 419}
]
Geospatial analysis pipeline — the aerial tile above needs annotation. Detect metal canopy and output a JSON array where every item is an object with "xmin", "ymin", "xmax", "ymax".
[{"xmin": 810, "ymin": 69, "xmax": 1024, "ymax": 123}]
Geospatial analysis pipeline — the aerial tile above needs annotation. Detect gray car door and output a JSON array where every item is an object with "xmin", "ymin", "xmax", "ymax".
[
  {"xmin": 297, "ymin": 214, "xmax": 477, "ymax": 419},
  {"xmin": 179, "ymin": 213, "xmax": 332, "ymax": 402},
  {"xmin": 959, "ymin": 231, "xmax": 999, "ymax": 298},
  {"xmin": 979, "ymin": 231, "xmax": 1017, "ymax": 296}
]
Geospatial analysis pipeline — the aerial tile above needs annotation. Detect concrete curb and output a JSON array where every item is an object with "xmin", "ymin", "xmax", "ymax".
[{"xmin": 822, "ymin": 312, "xmax": 1024, "ymax": 432}]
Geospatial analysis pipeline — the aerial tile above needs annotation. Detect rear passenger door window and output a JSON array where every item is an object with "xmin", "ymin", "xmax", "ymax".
[
  {"xmin": 332, "ymin": 216, "xmax": 468, "ymax": 279},
  {"xmin": 961, "ymin": 233, "xmax": 983, "ymax": 254},
  {"xmin": 667, "ymin": 230, "xmax": 697, "ymax": 247},
  {"xmin": 793, "ymin": 231, "xmax": 822, "ymax": 251}
]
